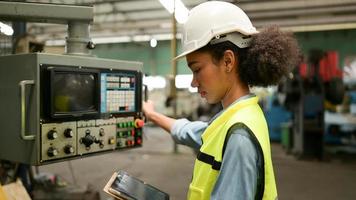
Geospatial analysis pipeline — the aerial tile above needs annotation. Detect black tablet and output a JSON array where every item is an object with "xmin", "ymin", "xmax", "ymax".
[{"xmin": 108, "ymin": 171, "xmax": 169, "ymax": 200}]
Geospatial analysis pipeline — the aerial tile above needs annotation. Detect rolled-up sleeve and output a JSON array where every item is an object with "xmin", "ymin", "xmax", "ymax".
[{"xmin": 170, "ymin": 118, "xmax": 208, "ymax": 149}]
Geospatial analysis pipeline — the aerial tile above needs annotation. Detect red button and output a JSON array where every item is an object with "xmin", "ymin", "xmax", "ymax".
[
  {"xmin": 126, "ymin": 140, "xmax": 134, "ymax": 146},
  {"xmin": 134, "ymin": 119, "xmax": 145, "ymax": 128},
  {"xmin": 137, "ymin": 138, "xmax": 142, "ymax": 145}
]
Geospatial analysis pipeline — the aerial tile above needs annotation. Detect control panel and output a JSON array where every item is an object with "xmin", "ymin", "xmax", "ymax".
[{"xmin": 41, "ymin": 117, "xmax": 144, "ymax": 162}]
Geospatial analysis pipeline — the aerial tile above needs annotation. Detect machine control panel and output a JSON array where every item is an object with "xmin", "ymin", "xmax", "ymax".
[
  {"xmin": 41, "ymin": 116, "xmax": 144, "ymax": 162},
  {"xmin": 37, "ymin": 64, "xmax": 144, "ymax": 163},
  {"xmin": 0, "ymin": 53, "xmax": 144, "ymax": 165}
]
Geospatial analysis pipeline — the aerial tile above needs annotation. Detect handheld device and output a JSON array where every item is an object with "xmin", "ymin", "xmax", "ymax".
[{"xmin": 104, "ymin": 171, "xmax": 169, "ymax": 200}]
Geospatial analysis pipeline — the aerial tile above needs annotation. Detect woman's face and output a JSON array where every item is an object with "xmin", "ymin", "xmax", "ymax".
[{"xmin": 186, "ymin": 51, "xmax": 231, "ymax": 104}]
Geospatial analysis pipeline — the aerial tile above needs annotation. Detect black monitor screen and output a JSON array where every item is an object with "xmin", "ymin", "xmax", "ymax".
[{"xmin": 53, "ymin": 72, "xmax": 97, "ymax": 113}]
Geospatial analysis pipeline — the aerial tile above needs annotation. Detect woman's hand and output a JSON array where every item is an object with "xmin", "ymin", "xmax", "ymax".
[
  {"xmin": 142, "ymin": 100, "xmax": 176, "ymax": 133},
  {"xmin": 142, "ymin": 100, "xmax": 155, "ymax": 121}
]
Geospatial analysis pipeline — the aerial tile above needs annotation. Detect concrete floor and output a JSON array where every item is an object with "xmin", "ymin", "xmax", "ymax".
[{"xmin": 37, "ymin": 126, "xmax": 356, "ymax": 200}]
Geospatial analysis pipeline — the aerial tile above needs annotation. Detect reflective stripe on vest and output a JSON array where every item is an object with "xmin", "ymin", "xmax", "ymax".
[{"xmin": 187, "ymin": 96, "xmax": 278, "ymax": 200}]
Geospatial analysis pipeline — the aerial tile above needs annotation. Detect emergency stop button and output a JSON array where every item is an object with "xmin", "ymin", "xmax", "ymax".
[{"xmin": 134, "ymin": 119, "xmax": 144, "ymax": 128}]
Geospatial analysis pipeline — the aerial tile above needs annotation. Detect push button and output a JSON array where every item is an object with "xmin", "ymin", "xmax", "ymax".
[{"xmin": 134, "ymin": 119, "xmax": 144, "ymax": 128}]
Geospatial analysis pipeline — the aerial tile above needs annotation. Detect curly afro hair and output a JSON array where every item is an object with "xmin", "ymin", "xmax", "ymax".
[
  {"xmin": 239, "ymin": 25, "xmax": 300, "ymax": 87},
  {"xmin": 199, "ymin": 25, "xmax": 300, "ymax": 87}
]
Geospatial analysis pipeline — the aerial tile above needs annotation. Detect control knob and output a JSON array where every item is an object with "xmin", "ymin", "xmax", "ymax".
[
  {"xmin": 47, "ymin": 129, "xmax": 58, "ymax": 140},
  {"xmin": 64, "ymin": 145, "xmax": 74, "ymax": 154},
  {"xmin": 47, "ymin": 147, "xmax": 58, "ymax": 157},
  {"xmin": 64, "ymin": 128, "xmax": 74, "ymax": 138}
]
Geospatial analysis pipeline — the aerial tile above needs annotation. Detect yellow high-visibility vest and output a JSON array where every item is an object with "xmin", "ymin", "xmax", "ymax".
[
  {"xmin": 188, "ymin": 96, "xmax": 278, "ymax": 200},
  {"xmin": 0, "ymin": 184, "xmax": 8, "ymax": 200}
]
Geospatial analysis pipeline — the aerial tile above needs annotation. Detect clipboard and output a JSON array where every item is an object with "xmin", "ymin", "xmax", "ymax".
[{"xmin": 103, "ymin": 171, "xmax": 169, "ymax": 200}]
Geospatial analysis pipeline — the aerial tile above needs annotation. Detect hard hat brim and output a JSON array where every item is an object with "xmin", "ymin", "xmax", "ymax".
[
  {"xmin": 174, "ymin": 29, "xmax": 259, "ymax": 61},
  {"xmin": 174, "ymin": 49, "xmax": 196, "ymax": 60}
]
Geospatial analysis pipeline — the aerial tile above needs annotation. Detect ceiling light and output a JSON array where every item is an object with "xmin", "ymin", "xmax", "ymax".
[
  {"xmin": 150, "ymin": 38, "xmax": 157, "ymax": 48},
  {"xmin": 159, "ymin": 0, "xmax": 189, "ymax": 24},
  {"xmin": 0, "ymin": 22, "xmax": 14, "ymax": 36}
]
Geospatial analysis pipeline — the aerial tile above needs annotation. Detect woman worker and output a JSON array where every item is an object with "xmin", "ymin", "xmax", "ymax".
[{"xmin": 143, "ymin": 1, "xmax": 300, "ymax": 200}]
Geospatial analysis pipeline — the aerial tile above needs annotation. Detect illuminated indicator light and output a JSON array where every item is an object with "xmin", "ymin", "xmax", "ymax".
[
  {"xmin": 137, "ymin": 138, "xmax": 142, "ymax": 145},
  {"xmin": 136, "ymin": 130, "xmax": 142, "ymax": 136},
  {"xmin": 131, "ymin": 130, "xmax": 135, "ymax": 136},
  {"xmin": 126, "ymin": 140, "xmax": 134, "ymax": 146}
]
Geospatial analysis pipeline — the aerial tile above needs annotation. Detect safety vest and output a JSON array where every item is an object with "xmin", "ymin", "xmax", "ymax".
[{"xmin": 187, "ymin": 96, "xmax": 278, "ymax": 200}]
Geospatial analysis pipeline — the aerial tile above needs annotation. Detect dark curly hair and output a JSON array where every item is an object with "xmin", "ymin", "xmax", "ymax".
[{"xmin": 198, "ymin": 25, "xmax": 300, "ymax": 87}]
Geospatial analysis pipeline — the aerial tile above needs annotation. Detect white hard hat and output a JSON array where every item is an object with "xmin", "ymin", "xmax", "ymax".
[{"xmin": 175, "ymin": 1, "xmax": 258, "ymax": 60}]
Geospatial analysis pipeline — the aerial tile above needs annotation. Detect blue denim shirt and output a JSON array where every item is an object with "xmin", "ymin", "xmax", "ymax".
[{"xmin": 171, "ymin": 94, "xmax": 259, "ymax": 200}]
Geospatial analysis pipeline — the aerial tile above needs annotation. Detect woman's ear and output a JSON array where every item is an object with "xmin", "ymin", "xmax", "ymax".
[{"xmin": 223, "ymin": 50, "xmax": 236, "ymax": 73}]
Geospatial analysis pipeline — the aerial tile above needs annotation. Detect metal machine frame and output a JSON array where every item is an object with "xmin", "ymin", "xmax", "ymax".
[{"xmin": 0, "ymin": 2, "xmax": 145, "ymax": 165}]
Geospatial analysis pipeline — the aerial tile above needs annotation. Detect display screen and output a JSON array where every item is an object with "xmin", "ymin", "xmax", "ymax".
[
  {"xmin": 53, "ymin": 72, "xmax": 97, "ymax": 113},
  {"xmin": 101, "ymin": 73, "xmax": 136, "ymax": 113},
  {"xmin": 110, "ymin": 172, "xmax": 169, "ymax": 200}
]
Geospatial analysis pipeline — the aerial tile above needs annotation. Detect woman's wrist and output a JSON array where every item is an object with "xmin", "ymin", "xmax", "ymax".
[{"xmin": 145, "ymin": 110, "xmax": 156, "ymax": 122}]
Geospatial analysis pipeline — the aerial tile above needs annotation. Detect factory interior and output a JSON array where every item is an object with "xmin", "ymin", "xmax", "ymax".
[{"xmin": 1, "ymin": 0, "xmax": 356, "ymax": 200}]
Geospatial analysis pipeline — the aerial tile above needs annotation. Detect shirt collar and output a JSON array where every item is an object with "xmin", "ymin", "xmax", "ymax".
[{"xmin": 208, "ymin": 93, "xmax": 256, "ymax": 125}]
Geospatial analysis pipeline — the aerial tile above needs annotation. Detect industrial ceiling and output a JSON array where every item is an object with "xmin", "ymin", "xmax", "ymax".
[{"xmin": 2, "ymin": 0, "xmax": 356, "ymax": 44}]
